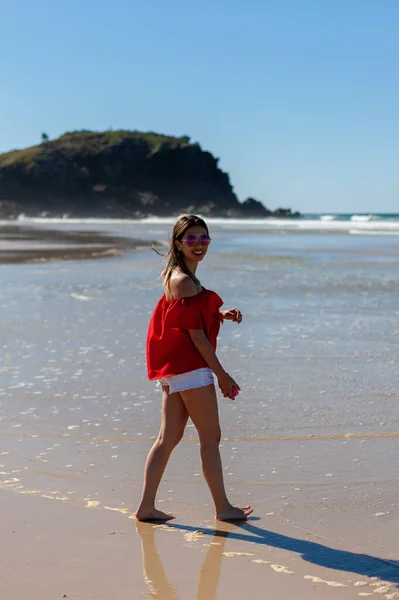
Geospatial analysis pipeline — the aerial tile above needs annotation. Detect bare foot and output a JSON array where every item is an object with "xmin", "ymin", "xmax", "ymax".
[
  {"xmin": 135, "ymin": 508, "xmax": 175, "ymax": 522},
  {"xmin": 216, "ymin": 505, "xmax": 253, "ymax": 521}
]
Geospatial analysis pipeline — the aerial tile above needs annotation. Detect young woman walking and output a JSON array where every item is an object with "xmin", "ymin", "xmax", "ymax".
[{"xmin": 136, "ymin": 215, "xmax": 252, "ymax": 521}]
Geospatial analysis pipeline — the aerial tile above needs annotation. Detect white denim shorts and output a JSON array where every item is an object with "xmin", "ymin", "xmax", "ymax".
[{"xmin": 158, "ymin": 368, "xmax": 214, "ymax": 394}]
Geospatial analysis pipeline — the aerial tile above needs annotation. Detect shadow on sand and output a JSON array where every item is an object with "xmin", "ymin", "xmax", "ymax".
[
  {"xmin": 136, "ymin": 519, "xmax": 398, "ymax": 599},
  {"xmin": 169, "ymin": 520, "xmax": 399, "ymax": 586}
]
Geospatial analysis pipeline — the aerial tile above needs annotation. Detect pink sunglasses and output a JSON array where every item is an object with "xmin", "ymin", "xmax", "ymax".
[{"xmin": 181, "ymin": 234, "xmax": 212, "ymax": 247}]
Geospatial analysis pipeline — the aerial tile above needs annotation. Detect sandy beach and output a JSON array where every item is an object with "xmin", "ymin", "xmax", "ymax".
[{"xmin": 1, "ymin": 219, "xmax": 398, "ymax": 599}]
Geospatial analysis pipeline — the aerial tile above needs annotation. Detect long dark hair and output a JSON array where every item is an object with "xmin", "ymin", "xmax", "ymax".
[{"xmin": 158, "ymin": 214, "xmax": 209, "ymax": 288}]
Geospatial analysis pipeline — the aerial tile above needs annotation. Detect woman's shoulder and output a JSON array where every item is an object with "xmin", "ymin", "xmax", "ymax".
[{"xmin": 165, "ymin": 273, "xmax": 200, "ymax": 300}]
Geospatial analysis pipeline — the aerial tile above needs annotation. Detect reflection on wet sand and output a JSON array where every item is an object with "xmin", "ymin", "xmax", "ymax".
[
  {"xmin": 136, "ymin": 522, "xmax": 179, "ymax": 599},
  {"xmin": 136, "ymin": 521, "xmax": 233, "ymax": 600},
  {"xmin": 196, "ymin": 529, "xmax": 231, "ymax": 600}
]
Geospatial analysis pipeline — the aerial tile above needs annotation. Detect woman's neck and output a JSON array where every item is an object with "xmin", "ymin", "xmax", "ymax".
[{"xmin": 183, "ymin": 258, "xmax": 198, "ymax": 275}]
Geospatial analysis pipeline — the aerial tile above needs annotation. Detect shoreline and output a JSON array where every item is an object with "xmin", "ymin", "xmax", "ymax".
[{"xmin": 0, "ymin": 223, "xmax": 154, "ymax": 264}]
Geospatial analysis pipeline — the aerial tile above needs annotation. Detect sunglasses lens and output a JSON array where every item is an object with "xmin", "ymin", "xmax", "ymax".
[
  {"xmin": 200, "ymin": 235, "xmax": 211, "ymax": 246},
  {"xmin": 185, "ymin": 235, "xmax": 197, "ymax": 246}
]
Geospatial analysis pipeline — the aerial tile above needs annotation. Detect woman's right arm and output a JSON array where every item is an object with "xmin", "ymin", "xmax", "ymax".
[
  {"xmin": 170, "ymin": 276, "xmax": 240, "ymax": 399},
  {"xmin": 188, "ymin": 329, "xmax": 240, "ymax": 399}
]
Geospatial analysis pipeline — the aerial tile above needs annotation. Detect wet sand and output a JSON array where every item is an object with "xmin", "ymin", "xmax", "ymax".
[
  {"xmin": 0, "ymin": 223, "xmax": 153, "ymax": 263},
  {"xmin": 2, "ymin": 488, "xmax": 398, "ymax": 600}
]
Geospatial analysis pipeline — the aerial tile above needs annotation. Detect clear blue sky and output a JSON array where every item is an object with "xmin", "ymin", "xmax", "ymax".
[{"xmin": 1, "ymin": 0, "xmax": 398, "ymax": 213}]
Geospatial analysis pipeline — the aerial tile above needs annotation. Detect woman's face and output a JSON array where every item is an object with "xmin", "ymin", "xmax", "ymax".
[{"xmin": 177, "ymin": 225, "xmax": 211, "ymax": 264}]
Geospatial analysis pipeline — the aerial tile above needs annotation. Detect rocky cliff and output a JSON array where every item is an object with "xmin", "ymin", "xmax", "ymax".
[{"xmin": 0, "ymin": 130, "xmax": 300, "ymax": 219}]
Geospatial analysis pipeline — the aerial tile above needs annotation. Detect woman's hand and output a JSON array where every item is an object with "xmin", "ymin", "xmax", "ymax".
[
  {"xmin": 217, "ymin": 372, "xmax": 241, "ymax": 400},
  {"xmin": 220, "ymin": 308, "xmax": 242, "ymax": 323}
]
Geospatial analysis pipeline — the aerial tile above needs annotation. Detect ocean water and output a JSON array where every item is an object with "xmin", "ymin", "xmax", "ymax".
[
  {"xmin": 9, "ymin": 211, "xmax": 399, "ymax": 233},
  {"xmin": 0, "ymin": 216, "xmax": 398, "ymax": 569}
]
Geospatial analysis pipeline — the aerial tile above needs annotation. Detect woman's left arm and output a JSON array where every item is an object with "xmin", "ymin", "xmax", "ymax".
[{"xmin": 220, "ymin": 308, "xmax": 242, "ymax": 324}]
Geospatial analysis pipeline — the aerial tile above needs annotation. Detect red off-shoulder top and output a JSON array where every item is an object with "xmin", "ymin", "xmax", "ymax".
[{"xmin": 146, "ymin": 288, "xmax": 223, "ymax": 380}]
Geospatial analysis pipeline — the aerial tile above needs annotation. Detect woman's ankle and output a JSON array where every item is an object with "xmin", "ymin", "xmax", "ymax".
[
  {"xmin": 137, "ymin": 499, "xmax": 155, "ymax": 512},
  {"xmin": 213, "ymin": 498, "xmax": 231, "ymax": 513}
]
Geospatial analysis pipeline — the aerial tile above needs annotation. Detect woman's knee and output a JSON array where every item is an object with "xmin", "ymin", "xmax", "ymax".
[
  {"xmin": 158, "ymin": 426, "xmax": 185, "ymax": 450},
  {"xmin": 199, "ymin": 426, "xmax": 221, "ymax": 448}
]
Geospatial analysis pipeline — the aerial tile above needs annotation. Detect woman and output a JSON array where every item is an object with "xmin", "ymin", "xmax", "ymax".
[{"xmin": 136, "ymin": 215, "xmax": 252, "ymax": 521}]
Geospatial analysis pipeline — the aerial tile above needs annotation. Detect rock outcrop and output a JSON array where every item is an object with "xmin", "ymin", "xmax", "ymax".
[{"xmin": 0, "ymin": 130, "xmax": 300, "ymax": 219}]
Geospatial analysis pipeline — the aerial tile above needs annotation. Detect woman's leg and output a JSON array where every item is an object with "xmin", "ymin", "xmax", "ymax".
[
  {"xmin": 180, "ymin": 384, "xmax": 252, "ymax": 520},
  {"xmin": 136, "ymin": 387, "xmax": 188, "ymax": 521}
]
